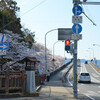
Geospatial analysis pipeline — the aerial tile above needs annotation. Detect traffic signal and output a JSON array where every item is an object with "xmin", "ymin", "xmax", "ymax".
[{"xmin": 65, "ymin": 40, "xmax": 70, "ymax": 51}]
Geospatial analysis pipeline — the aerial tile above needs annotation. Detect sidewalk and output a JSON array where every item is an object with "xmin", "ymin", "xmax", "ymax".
[{"xmin": 38, "ymin": 79, "xmax": 77, "ymax": 100}]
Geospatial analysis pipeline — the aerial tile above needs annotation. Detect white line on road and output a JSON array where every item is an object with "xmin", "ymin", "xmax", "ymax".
[
  {"xmin": 92, "ymin": 73, "xmax": 99, "ymax": 78},
  {"xmin": 84, "ymin": 94, "xmax": 95, "ymax": 100},
  {"xmin": 91, "ymin": 76, "xmax": 100, "ymax": 83},
  {"xmin": 98, "ymin": 86, "xmax": 100, "ymax": 88},
  {"xmin": 98, "ymin": 91, "xmax": 100, "ymax": 93},
  {"xmin": 89, "ymin": 64, "xmax": 100, "ymax": 76},
  {"xmin": 81, "ymin": 63, "xmax": 88, "ymax": 72}
]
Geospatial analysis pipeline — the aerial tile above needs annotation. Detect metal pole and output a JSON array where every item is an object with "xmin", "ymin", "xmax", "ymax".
[
  {"xmin": 1, "ymin": 12, "xmax": 4, "ymax": 71},
  {"xmin": 88, "ymin": 48, "xmax": 94, "ymax": 60},
  {"xmin": 73, "ymin": 40, "xmax": 77, "ymax": 98},
  {"xmin": 73, "ymin": 0, "xmax": 80, "ymax": 98},
  {"xmin": 53, "ymin": 41, "xmax": 59, "ymax": 59},
  {"xmin": 45, "ymin": 29, "xmax": 57, "ymax": 73},
  {"xmin": 80, "ymin": 2, "xmax": 100, "ymax": 5}
]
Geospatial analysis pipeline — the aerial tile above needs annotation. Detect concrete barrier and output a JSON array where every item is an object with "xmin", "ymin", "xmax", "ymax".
[{"xmin": 50, "ymin": 60, "xmax": 72, "ymax": 77}]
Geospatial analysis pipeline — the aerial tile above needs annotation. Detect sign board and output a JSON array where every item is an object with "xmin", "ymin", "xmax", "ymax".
[
  {"xmin": 72, "ymin": 24, "xmax": 82, "ymax": 34},
  {"xmin": 72, "ymin": 16, "xmax": 82, "ymax": 24},
  {"xmin": 0, "ymin": 34, "xmax": 6, "ymax": 42},
  {"xmin": 58, "ymin": 28, "xmax": 73, "ymax": 40},
  {"xmin": 71, "ymin": 34, "xmax": 82, "ymax": 40},
  {"xmin": 72, "ymin": 5, "xmax": 82, "ymax": 15},
  {"xmin": 0, "ymin": 43, "xmax": 9, "ymax": 50},
  {"xmin": 0, "ymin": 50, "xmax": 6, "ymax": 55}
]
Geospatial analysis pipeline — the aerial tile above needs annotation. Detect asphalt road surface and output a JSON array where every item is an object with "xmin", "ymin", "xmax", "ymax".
[{"xmin": 66, "ymin": 63, "xmax": 100, "ymax": 100}]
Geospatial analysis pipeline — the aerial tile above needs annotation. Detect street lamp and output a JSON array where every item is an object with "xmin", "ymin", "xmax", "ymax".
[
  {"xmin": 53, "ymin": 41, "xmax": 59, "ymax": 59},
  {"xmin": 93, "ymin": 44, "xmax": 100, "ymax": 47},
  {"xmin": 88, "ymin": 48, "xmax": 94, "ymax": 60},
  {"xmin": 45, "ymin": 29, "xmax": 58, "ymax": 72},
  {"xmin": 53, "ymin": 40, "xmax": 64, "ymax": 59},
  {"xmin": 86, "ymin": 50, "xmax": 91, "ymax": 60}
]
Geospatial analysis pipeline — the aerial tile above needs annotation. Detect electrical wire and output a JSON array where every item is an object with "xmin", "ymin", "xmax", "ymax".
[{"xmin": 0, "ymin": 0, "xmax": 48, "ymax": 31}]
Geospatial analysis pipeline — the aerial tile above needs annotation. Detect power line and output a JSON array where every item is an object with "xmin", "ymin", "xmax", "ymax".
[
  {"xmin": 0, "ymin": 0, "xmax": 48, "ymax": 31},
  {"xmin": 21, "ymin": 0, "xmax": 47, "ymax": 16}
]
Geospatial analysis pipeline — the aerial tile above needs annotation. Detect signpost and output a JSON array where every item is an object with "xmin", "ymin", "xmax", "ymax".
[
  {"xmin": 0, "ymin": 43, "xmax": 9, "ymax": 50},
  {"xmin": 0, "ymin": 50, "xmax": 6, "ymax": 55},
  {"xmin": 0, "ymin": 34, "xmax": 9, "ymax": 56},
  {"xmin": 72, "ymin": 16, "xmax": 82, "ymax": 24},
  {"xmin": 72, "ymin": 2, "xmax": 83, "ymax": 99},
  {"xmin": 72, "ymin": 24, "xmax": 82, "ymax": 34},
  {"xmin": 72, "ymin": 34, "xmax": 82, "ymax": 40},
  {"xmin": 72, "ymin": 5, "xmax": 82, "ymax": 15}
]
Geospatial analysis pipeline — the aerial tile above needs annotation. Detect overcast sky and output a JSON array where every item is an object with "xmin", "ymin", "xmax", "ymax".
[{"xmin": 16, "ymin": 0, "xmax": 100, "ymax": 60}]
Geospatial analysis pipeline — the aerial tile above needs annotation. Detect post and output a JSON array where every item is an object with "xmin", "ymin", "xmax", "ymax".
[
  {"xmin": 73, "ymin": 0, "xmax": 80, "ymax": 98},
  {"xmin": 73, "ymin": 40, "xmax": 77, "ymax": 98},
  {"xmin": 44, "ymin": 29, "xmax": 57, "ymax": 73},
  {"xmin": 1, "ymin": 11, "xmax": 4, "ymax": 71}
]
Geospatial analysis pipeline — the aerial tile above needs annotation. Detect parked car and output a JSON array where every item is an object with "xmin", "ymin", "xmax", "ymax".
[{"xmin": 78, "ymin": 72, "xmax": 91, "ymax": 83}]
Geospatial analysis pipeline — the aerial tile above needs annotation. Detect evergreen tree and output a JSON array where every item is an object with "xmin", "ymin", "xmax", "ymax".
[{"xmin": 0, "ymin": 0, "xmax": 21, "ymax": 34}]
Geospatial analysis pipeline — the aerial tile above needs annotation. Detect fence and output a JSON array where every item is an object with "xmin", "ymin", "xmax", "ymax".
[
  {"xmin": 0, "ymin": 70, "xmax": 27, "ymax": 96},
  {"xmin": 35, "ymin": 74, "xmax": 41, "ymax": 87}
]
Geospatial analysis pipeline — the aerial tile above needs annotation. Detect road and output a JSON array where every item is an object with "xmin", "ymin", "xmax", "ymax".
[{"xmin": 66, "ymin": 63, "xmax": 100, "ymax": 100}]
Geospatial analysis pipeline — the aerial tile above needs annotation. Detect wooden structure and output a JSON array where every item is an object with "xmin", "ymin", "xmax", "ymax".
[
  {"xmin": 21, "ymin": 56, "xmax": 41, "ymax": 87},
  {"xmin": 21, "ymin": 56, "xmax": 40, "ymax": 71},
  {"xmin": 0, "ymin": 70, "xmax": 27, "ymax": 96}
]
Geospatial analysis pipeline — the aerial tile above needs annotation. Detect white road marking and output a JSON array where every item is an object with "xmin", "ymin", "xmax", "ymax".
[
  {"xmin": 98, "ymin": 86, "xmax": 100, "ymax": 88},
  {"xmin": 89, "ymin": 63, "xmax": 100, "ymax": 76},
  {"xmin": 81, "ymin": 63, "xmax": 88, "ymax": 72},
  {"xmin": 84, "ymin": 94, "xmax": 95, "ymax": 100},
  {"xmin": 92, "ymin": 73, "xmax": 99, "ymax": 78},
  {"xmin": 98, "ymin": 91, "xmax": 100, "ymax": 93},
  {"xmin": 80, "ymin": 84, "xmax": 84, "ymax": 86},
  {"xmin": 87, "ymin": 91, "xmax": 97, "ymax": 95},
  {"xmin": 91, "ymin": 76, "xmax": 100, "ymax": 83},
  {"xmin": 78, "ymin": 89, "xmax": 80, "ymax": 92}
]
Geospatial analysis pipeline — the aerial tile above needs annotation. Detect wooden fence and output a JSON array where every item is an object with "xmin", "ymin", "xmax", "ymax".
[{"xmin": 0, "ymin": 70, "xmax": 27, "ymax": 96}]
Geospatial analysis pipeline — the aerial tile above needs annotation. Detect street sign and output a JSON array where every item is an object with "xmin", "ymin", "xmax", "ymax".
[
  {"xmin": 0, "ymin": 34, "xmax": 6, "ymax": 42},
  {"xmin": 72, "ymin": 5, "xmax": 82, "ymax": 15},
  {"xmin": 72, "ymin": 16, "xmax": 82, "ymax": 24},
  {"xmin": 0, "ymin": 43, "xmax": 9, "ymax": 50},
  {"xmin": 0, "ymin": 50, "xmax": 6, "ymax": 55},
  {"xmin": 72, "ymin": 24, "xmax": 82, "ymax": 34},
  {"xmin": 58, "ymin": 28, "xmax": 73, "ymax": 40},
  {"xmin": 71, "ymin": 34, "xmax": 82, "ymax": 40}
]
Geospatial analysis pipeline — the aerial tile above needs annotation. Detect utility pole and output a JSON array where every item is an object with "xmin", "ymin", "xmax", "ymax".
[
  {"xmin": 72, "ymin": 0, "xmax": 82, "ymax": 98},
  {"xmin": 72, "ymin": 0, "xmax": 100, "ymax": 98}
]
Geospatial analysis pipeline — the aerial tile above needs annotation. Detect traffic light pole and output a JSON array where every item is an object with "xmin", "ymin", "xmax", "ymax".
[
  {"xmin": 73, "ymin": 0, "xmax": 79, "ymax": 98},
  {"xmin": 73, "ymin": 40, "xmax": 77, "ymax": 98}
]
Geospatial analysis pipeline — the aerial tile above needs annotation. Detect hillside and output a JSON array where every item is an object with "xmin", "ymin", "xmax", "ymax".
[{"xmin": 1, "ymin": 30, "xmax": 65, "ymax": 72}]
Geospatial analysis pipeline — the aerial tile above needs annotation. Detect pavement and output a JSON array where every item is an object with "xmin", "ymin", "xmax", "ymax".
[
  {"xmin": 0, "ymin": 76, "xmax": 77, "ymax": 100},
  {"xmin": 38, "ymin": 79, "xmax": 77, "ymax": 100}
]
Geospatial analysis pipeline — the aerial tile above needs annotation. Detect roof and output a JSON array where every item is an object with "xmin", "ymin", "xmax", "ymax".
[{"xmin": 21, "ymin": 56, "xmax": 40, "ymax": 62}]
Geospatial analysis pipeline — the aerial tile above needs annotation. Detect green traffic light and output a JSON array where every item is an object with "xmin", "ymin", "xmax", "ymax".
[{"xmin": 65, "ymin": 45, "xmax": 70, "ymax": 51}]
